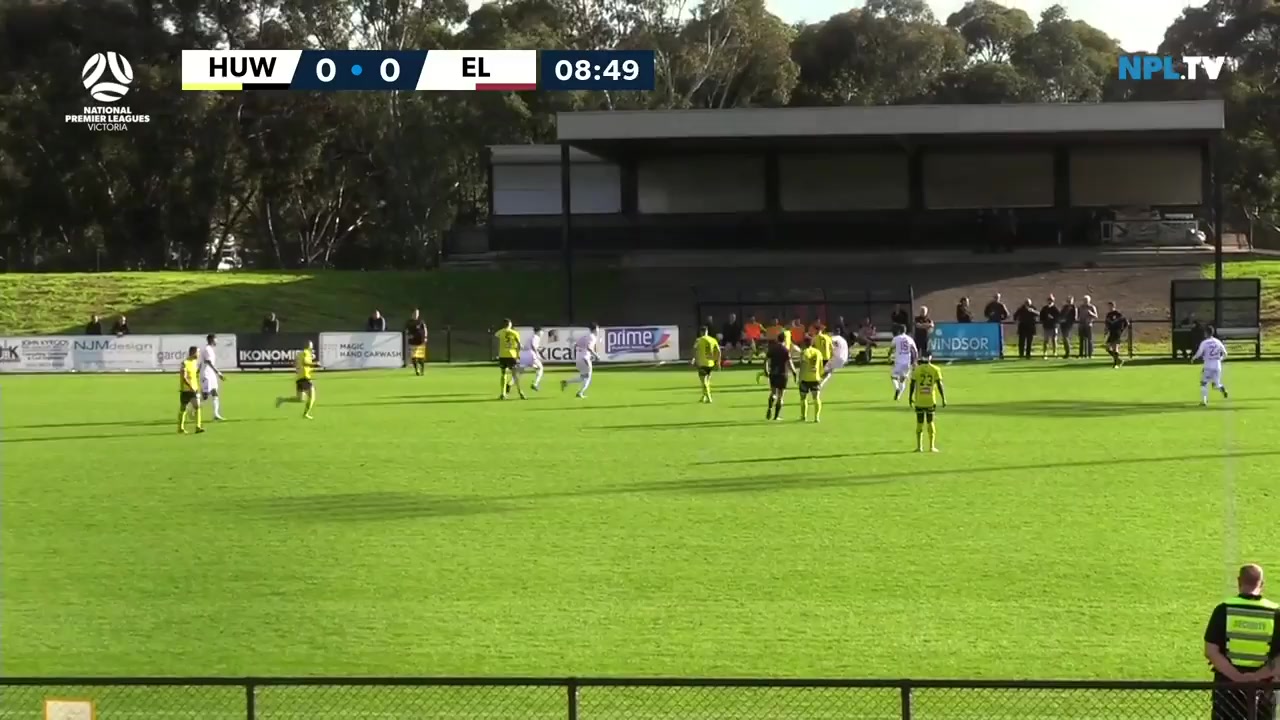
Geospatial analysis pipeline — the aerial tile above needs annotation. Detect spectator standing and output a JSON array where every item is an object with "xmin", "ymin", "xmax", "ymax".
[
  {"xmin": 405, "ymin": 309, "xmax": 428, "ymax": 375},
  {"xmin": 1013, "ymin": 299, "xmax": 1039, "ymax": 359},
  {"xmin": 890, "ymin": 304, "xmax": 911, "ymax": 331},
  {"xmin": 1078, "ymin": 295, "xmax": 1098, "ymax": 358},
  {"xmin": 1059, "ymin": 297, "xmax": 1077, "ymax": 359},
  {"xmin": 913, "ymin": 306, "xmax": 934, "ymax": 353},
  {"xmin": 111, "ymin": 315, "xmax": 130, "ymax": 336},
  {"xmin": 85, "ymin": 315, "xmax": 103, "ymax": 335},
  {"xmin": 721, "ymin": 313, "xmax": 744, "ymax": 362},
  {"xmin": 1039, "ymin": 295, "xmax": 1060, "ymax": 359},
  {"xmin": 1203, "ymin": 564, "xmax": 1279, "ymax": 720},
  {"xmin": 367, "ymin": 310, "xmax": 387, "ymax": 332},
  {"xmin": 984, "ymin": 293, "xmax": 1010, "ymax": 324},
  {"xmin": 956, "ymin": 297, "xmax": 972, "ymax": 323},
  {"xmin": 262, "ymin": 313, "xmax": 280, "ymax": 334}
]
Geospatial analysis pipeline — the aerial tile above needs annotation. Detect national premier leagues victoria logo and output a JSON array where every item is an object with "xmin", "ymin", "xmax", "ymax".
[{"xmin": 65, "ymin": 51, "xmax": 151, "ymax": 132}]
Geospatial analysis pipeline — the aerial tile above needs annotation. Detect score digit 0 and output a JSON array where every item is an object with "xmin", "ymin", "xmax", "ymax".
[{"xmin": 380, "ymin": 58, "xmax": 399, "ymax": 82}]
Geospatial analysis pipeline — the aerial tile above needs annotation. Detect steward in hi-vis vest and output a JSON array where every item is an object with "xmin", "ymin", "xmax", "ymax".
[{"xmin": 1204, "ymin": 564, "xmax": 1280, "ymax": 720}]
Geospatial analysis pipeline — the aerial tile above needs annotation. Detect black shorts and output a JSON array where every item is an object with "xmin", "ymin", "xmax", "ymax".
[
  {"xmin": 1106, "ymin": 333, "xmax": 1122, "ymax": 345},
  {"xmin": 498, "ymin": 357, "xmax": 517, "ymax": 370},
  {"xmin": 799, "ymin": 380, "xmax": 820, "ymax": 394},
  {"xmin": 769, "ymin": 374, "xmax": 788, "ymax": 391},
  {"xmin": 697, "ymin": 366, "xmax": 715, "ymax": 378},
  {"xmin": 296, "ymin": 378, "xmax": 313, "ymax": 393},
  {"xmin": 180, "ymin": 391, "xmax": 197, "ymax": 409},
  {"xmin": 201, "ymin": 389, "xmax": 218, "ymax": 400},
  {"xmin": 915, "ymin": 407, "xmax": 937, "ymax": 422}
]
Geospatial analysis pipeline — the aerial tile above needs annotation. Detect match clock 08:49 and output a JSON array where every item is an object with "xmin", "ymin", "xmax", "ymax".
[{"xmin": 539, "ymin": 51, "xmax": 656, "ymax": 92}]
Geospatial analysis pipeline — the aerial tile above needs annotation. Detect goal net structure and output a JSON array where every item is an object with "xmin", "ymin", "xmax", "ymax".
[
  {"xmin": 1169, "ymin": 278, "xmax": 1262, "ymax": 359},
  {"xmin": 694, "ymin": 286, "xmax": 915, "ymax": 335}
]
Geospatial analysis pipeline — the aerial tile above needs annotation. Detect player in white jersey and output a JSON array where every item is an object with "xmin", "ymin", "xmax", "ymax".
[
  {"xmin": 198, "ymin": 333, "xmax": 226, "ymax": 420},
  {"xmin": 516, "ymin": 326, "xmax": 545, "ymax": 392},
  {"xmin": 561, "ymin": 324, "xmax": 601, "ymax": 399},
  {"xmin": 1191, "ymin": 326, "xmax": 1229, "ymax": 405},
  {"xmin": 890, "ymin": 324, "xmax": 918, "ymax": 401},
  {"xmin": 819, "ymin": 328, "xmax": 850, "ymax": 389}
]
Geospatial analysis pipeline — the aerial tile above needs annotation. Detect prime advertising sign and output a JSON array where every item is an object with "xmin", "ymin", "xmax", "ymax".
[
  {"xmin": 928, "ymin": 322, "xmax": 1003, "ymax": 360},
  {"xmin": 237, "ymin": 332, "xmax": 320, "ymax": 370},
  {"xmin": 601, "ymin": 326, "xmax": 680, "ymax": 363},
  {"xmin": 319, "ymin": 332, "xmax": 404, "ymax": 370}
]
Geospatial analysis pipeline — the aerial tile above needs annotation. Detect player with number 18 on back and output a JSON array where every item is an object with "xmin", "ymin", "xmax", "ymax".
[{"xmin": 1192, "ymin": 326, "xmax": 1229, "ymax": 406}]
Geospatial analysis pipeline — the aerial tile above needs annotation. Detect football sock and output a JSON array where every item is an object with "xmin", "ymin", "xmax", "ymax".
[
  {"xmin": 927, "ymin": 421, "xmax": 936, "ymax": 447},
  {"xmin": 1202, "ymin": 385, "xmax": 1209, "ymax": 403},
  {"xmin": 774, "ymin": 398, "xmax": 783, "ymax": 419},
  {"xmin": 579, "ymin": 374, "xmax": 592, "ymax": 393},
  {"xmin": 813, "ymin": 396, "xmax": 822, "ymax": 421},
  {"xmin": 500, "ymin": 369, "xmax": 509, "ymax": 394},
  {"xmin": 178, "ymin": 410, "xmax": 186, "ymax": 432},
  {"xmin": 212, "ymin": 397, "xmax": 221, "ymax": 417},
  {"xmin": 916, "ymin": 421, "xmax": 925, "ymax": 446},
  {"xmin": 304, "ymin": 392, "xmax": 315, "ymax": 415},
  {"xmin": 533, "ymin": 367, "xmax": 544, "ymax": 387},
  {"xmin": 766, "ymin": 394, "xmax": 775, "ymax": 418}
]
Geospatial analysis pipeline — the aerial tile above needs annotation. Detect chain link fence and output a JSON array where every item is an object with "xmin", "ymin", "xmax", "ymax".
[{"xmin": 4, "ymin": 678, "xmax": 1280, "ymax": 720}]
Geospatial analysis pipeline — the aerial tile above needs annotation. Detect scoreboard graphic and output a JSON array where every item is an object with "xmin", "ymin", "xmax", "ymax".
[
  {"xmin": 182, "ymin": 50, "xmax": 538, "ymax": 91},
  {"xmin": 182, "ymin": 49, "xmax": 657, "ymax": 92}
]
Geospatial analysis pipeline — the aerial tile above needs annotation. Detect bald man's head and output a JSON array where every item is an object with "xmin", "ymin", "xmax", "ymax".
[{"xmin": 1239, "ymin": 564, "xmax": 1265, "ymax": 593}]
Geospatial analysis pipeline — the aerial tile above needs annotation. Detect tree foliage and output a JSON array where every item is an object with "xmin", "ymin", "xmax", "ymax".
[{"xmin": 0, "ymin": 0, "xmax": 1275, "ymax": 270}]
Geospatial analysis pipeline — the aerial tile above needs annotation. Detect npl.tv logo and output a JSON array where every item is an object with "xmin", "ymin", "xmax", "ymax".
[
  {"xmin": 65, "ymin": 51, "xmax": 151, "ymax": 132},
  {"xmin": 1118, "ymin": 54, "xmax": 1234, "ymax": 81}
]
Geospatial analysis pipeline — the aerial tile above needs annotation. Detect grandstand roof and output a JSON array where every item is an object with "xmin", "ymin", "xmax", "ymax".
[{"xmin": 555, "ymin": 100, "xmax": 1225, "ymax": 155}]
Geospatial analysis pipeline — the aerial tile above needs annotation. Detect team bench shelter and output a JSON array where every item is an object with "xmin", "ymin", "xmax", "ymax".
[{"xmin": 482, "ymin": 100, "xmax": 1227, "ymax": 255}]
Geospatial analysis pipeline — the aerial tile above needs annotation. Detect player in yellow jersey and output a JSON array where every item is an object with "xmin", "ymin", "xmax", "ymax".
[
  {"xmin": 797, "ymin": 338, "xmax": 824, "ymax": 423},
  {"xmin": 691, "ymin": 326, "xmax": 722, "ymax": 403},
  {"xmin": 812, "ymin": 325, "xmax": 834, "ymax": 366},
  {"xmin": 178, "ymin": 346, "xmax": 204, "ymax": 434},
  {"xmin": 276, "ymin": 340, "xmax": 320, "ymax": 418},
  {"xmin": 494, "ymin": 319, "xmax": 524, "ymax": 400},
  {"xmin": 909, "ymin": 350, "xmax": 947, "ymax": 452}
]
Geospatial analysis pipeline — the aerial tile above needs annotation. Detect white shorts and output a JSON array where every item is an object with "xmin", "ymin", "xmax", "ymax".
[
  {"xmin": 1201, "ymin": 366, "xmax": 1223, "ymax": 386},
  {"xmin": 825, "ymin": 357, "xmax": 847, "ymax": 374},
  {"xmin": 200, "ymin": 372, "xmax": 219, "ymax": 395},
  {"xmin": 519, "ymin": 350, "xmax": 541, "ymax": 369},
  {"xmin": 892, "ymin": 359, "xmax": 913, "ymax": 379},
  {"xmin": 576, "ymin": 357, "xmax": 593, "ymax": 376}
]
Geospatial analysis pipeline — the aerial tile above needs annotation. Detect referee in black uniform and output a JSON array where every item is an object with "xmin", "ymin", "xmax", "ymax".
[{"xmin": 1205, "ymin": 564, "xmax": 1280, "ymax": 720}]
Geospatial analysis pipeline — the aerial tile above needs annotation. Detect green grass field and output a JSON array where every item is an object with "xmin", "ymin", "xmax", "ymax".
[{"xmin": 2, "ymin": 359, "xmax": 1274, "ymax": 684}]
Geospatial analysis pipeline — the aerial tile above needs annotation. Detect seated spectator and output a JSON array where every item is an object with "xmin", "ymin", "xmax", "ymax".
[
  {"xmin": 262, "ymin": 313, "xmax": 280, "ymax": 334},
  {"xmin": 85, "ymin": 314, "xmax": 103, "ymax": 335},
  {"xmin": 367, "ymin": 310, "xmax": 386, "ymax": 332},
  {"xmin": 111, "ymin": 315, "xmax": 130, "ymax": 336}
]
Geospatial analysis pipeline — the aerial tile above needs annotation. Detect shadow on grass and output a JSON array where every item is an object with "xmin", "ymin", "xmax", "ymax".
[
  {"xmin": 238, "ymin": 448, "xmax": 1280, "ymax": 521},
  {"xmin": 592, "ymin": 420, "xmax": 771, "ymax": 431},
  {"xmin": 1, "ymin": 430, "xmax": 178, "ymax": 444},
  {"xmin": 5, "ymin": 417, "xmax": 286, "ymax": 431},
  {"xmin": 987, "ymin": 357, "xmax": 1170, "ymax": 372},
  {"xmin": 237, "ymin": 491, "xmax": 510, "ymax": 522},
  {"xmin": 863, "ymin": 398, "xmax": 1269, "ymax": 418},
  {"xmin": 694, "ymin": 450, "xmax": 908, "ymax": 465}
]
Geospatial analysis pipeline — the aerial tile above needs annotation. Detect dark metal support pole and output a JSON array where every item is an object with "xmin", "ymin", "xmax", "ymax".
[
  {"xmin": 245, "ymin": 681, "xmax": 255, "ymax": 720},
  {"xmin": 899, "ymin": 684, "xmax": 913, "ymax": 720},
  {"xmin": 560, "ymin": 142, "xmax": 575, "ymax": 324},
  {"xmin": 1212, "ymin": 135, "xmax": 1225, "ymax": 328},
  {"xmin": 567, "ymin": 679, "xmax": 579, "ymax": 720}
]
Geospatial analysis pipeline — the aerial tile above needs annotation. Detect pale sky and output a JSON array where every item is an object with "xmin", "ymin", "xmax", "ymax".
[{"xmin": 766, "ymin": 0, "xmax": 1203, "ymax": 53}]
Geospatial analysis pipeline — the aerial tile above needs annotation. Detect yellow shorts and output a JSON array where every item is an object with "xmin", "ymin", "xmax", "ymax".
[{"xmin": 411, "ymin": 345, "xmax": 427, "ymax": 361}]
